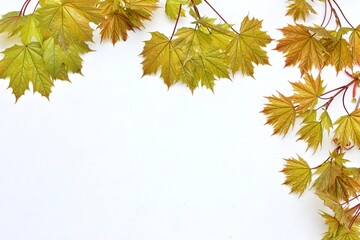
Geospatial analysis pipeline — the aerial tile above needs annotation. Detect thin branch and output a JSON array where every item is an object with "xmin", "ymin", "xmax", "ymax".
[
  {"xmin": 203, "ymin": 0, "xmax": 239, "ymax": 34},
  {"xmin": 320, "ymin": 0, "xmax": 328, "ymax": 27},
  {"xmin": 331, "ymin": 0, "xmax": 355, "ymax": 29},
  {"xmin": 19, "ymin": 0, "xmax": 31, "ymax": 16},
  {"xmin": 342, "ymin": 86, "xmax": 350, "ymax": 115},
  {"xmin": 170, "ymin": 4, "xmax": 183, "ymax": 40}
]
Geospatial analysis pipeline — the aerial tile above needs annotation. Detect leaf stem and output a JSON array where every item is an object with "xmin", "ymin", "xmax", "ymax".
[
  {"xmin": 327, "ymin": 0, "xmax": 341, "ymax": 27},
  {"xmin": 20, "ymin": 0, "xmax": 31, "ymax": 16},
  {"xmin": 190, "ymin": 0, "xmax": 202, "ymax": 20},
  {"xmin": 203, "ymin": 0, "xmax": 239, "ymax": 34},
  {"xmin": 342, "ymin": 85, "xmax": 350, "ymax": 115},
  {"xmin": 33, "ymin": 1, "xmax": 40, "ymax": 14},
  {"xmin": 331, "ymin": 0, "xmax": 355, "ymax": 29},
  {"xmin": 170, "ymin": 4, "xmax": 183, "ymax": 40},
  {"xmin": 320, "ymin": 0, "xmax": 328, "ymax": 27}
]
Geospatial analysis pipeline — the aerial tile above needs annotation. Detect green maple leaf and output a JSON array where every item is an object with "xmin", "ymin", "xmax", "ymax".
[
  {"xmin": 262, "ymin": 92, "xmax": 296, "ymax": 136},
  {"xmin": 141, "ymin": 32, "xmax": 185, "ymax": 88},
  {"xmin": 0, "ymin": 42, "xmax": 53, "ymax": 100},
  {"xmin": 334, "ymin": 109, "xmax": 360, "ymax": 148},
  {"xmin": 165, "ymin": 0, "xmax": 187, "ymax": 20},
  {"xmin": 175, "ymin": 27, "xmax": 230, "ymax": 91},
  {"xmin": 43, "ymin": 37, "xmax": 68, "ymax": 80},
  {"xmin": 286, "ymin": 0, "xmax": 316, "ymax": 21},
  {"xmin": 19, "ymin": 14, "xmax": 43, "ymax": 44},
  {"xmin": 62, "ymin": 42, "xmax": 91, "ymax": 74},
  {"xmin": 141, "ymin": 26, "xmax": 230, "ymax": 91},
  {"xmin": 320, "ymin": 110, "xmax": 333, "ymax": 134},
  {"xmin": 36, "ymin": 0, "xmax": 102, "ymax": 48},
  {"xmin": 281, "ymin": 156, "xmax": 312, "ymax": 195},
  {"xmin": 226, "ymin": 16, "xmax": 272, "ymax": 77},
  {"xmin": 290, "ymin": 73, "xmax": 325, "ymax": 112},
  {"xmin": 276, "ymin": 24, "xmax": 326, "ymax": 74}
]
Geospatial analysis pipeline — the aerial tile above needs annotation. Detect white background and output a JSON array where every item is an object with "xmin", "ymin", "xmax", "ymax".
[{"xmin": 0, "ymin": 0, "xmax": 359, "ymax": 239}]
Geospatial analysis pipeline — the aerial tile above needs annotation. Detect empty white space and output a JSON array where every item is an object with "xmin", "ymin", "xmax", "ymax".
[{"xmin": 0, "ymin": 0, "xmax": 359, "ymax": 240}]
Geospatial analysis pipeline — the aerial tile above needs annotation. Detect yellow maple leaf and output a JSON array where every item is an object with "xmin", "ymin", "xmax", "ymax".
[
  {"xmin": 226, "ymin": 16, "xmax": 272, "ymax": 77},
  {"xmin": 141, "ymin": 32, "xmax": 185, "ymax": 88},
  {"xmin": 262, "ymin": 92, "xmax": 296, "ymax": 136},
  {"xmin": 334, "ymin": 109, "xmax": 360, "ymax": 149},
  {"xmin": 276, "ymin": 24, "xmax": 326, "ymax": 74},
  {"xmin": 350, "ymin": 25, "xmax": 360, "ymax": 66},
  {"xmin": 290, "ymin": 73, "xmax": 325, "ymax": 112},
  {"xmin": 281, "ymin": 156, "xmax": 312, "ymax": 195},
  {"xmin": 297, "ymin": 121, "xmax": 323, "ymax": 152}
]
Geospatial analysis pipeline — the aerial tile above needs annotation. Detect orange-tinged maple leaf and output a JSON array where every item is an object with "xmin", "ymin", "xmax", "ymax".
[
  {"xmin": 350, "ymin": 25, "xmax": 360, "ymax": 66},
  {"xmin": 276, "ymin": 24, "xmax": 326, "ymax": 74},
  {"xmin": 226, "ymin": 16, "xmax": 272, "ymax": 77},
  {"xmin": 262, "ymin": 92, "xmax": 296, "ymax": 136},
  {"xmin": 323, "ymin": 37, "xmax": 353, "ymax": 73},
  {"xmin": 290, "ymin": 73, "xmax": 325, "ymax": 112},
  {"xmin": 99, "ymin": 10, "xmax": 135, "ymax": 43},
  {"xmin": 99, "ymin": 0, "xmax": 158, "ymax": 44},
  {"xmin": 334, "ymin": 109, "xmax": 360, "ymax": 149},
  {"xmin": 0, "ymin": 11, "xmax": 22, "ymax": 37},
  {"xmin": 281, "ymin": 156, "xmax": 312, "ymax": 195},
  {"xmin": 286, "ymin": 0, "xmax": 316, "ymax": 21}
]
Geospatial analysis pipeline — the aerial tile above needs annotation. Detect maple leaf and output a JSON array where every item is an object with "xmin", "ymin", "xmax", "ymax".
[
  {"xmin": 317, "ymin": 192, "xmax": 350, "ymax": 225},
  {"xmin": 62, "ymin": 42, "xmax": 91, "ymax": 74},
  {"xmin": 99, "ymin": 0, "xmax": 158, "ymax": 44},
  {"xmin": 0, "ymin": 43, "xmax": 53, "ymax": 100},
  {"xmin": 19, "ymin": 14, "xmax": 43, "ymax": 44},
  {"xmin": 313, "ymin": 158, "xmax": 359, "ymax": 202},
  {"xmin": 290, "ymin": 73, "xmax": 325, "ymax": 112},
  {"xmin": 334, "ymin": 109, "xmax": 360, "ymax": 149},
  {"xmin": 276, "ymin": 24, "xmax": 327, "ymax": 74},
  {"xmin": 320, "ymin": 110, "xmax": 333, "ymax": 134},
  {"xmin": 42, "ymin": 37, "xmax": 69, "ymax": 80},
  {"xmin": 226, "ymin": 16, "xmax": 272, "ymax": 77},
  {"xmin": 182, "ymin": 48, "xmax": 230, "ymax": 91},
  {"xmin": 350, "ymin": 25, "xmax": 360, "ymax": 66},
  {"xmin": 174, "ymin": 27, "xmax": 230, "ymax": 91},
  {"xmin": 165, "ymin": 0, "xmax": 187, "ymax": 20},
  {"xmin": 281, "ymin": 156, "xmax": 312, "ymax": 195},
  {"xmin": 141, "ymin": 32, "xmax": 185, "ymax": 88},
  {"xmin": 323, "ymin": 36, "xmax": 353, "ymax": 73},
  {"xmin": 36, "ymin": 0, "xmax": 103, "ymax": 48},
  {"xmin": 286, "ymin": 0, "xmax": 316, "ymax": 21},
  {"xmin": 321, "ymin": 212, "xmax": 341, "ymax": 238},
  {"xmin": 0, "ymin": 11, "xmax": 22, "ymax": 37},
  {"xmin": 262, "ymin": 92, "xmax": 296, "ymax": 136},
  {"xmin": 297, "ymin": 120, "xmax": 323, "ymax": 152},
  {"xmin": 313, "ymin": 161, "xmax": 342, "ymax": 193}
]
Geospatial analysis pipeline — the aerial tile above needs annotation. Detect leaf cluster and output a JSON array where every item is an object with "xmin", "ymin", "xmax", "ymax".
[
  {"xmin": 0, "ymin": 0, "xmax": 158, "ymax": 100},
  {"xmin": 141, "ymin": 0, "xmax": 272, "ymax": 92},
  {"xmin": 263, "ymin": 0, "xmax": 360, "ymax": 238}
]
